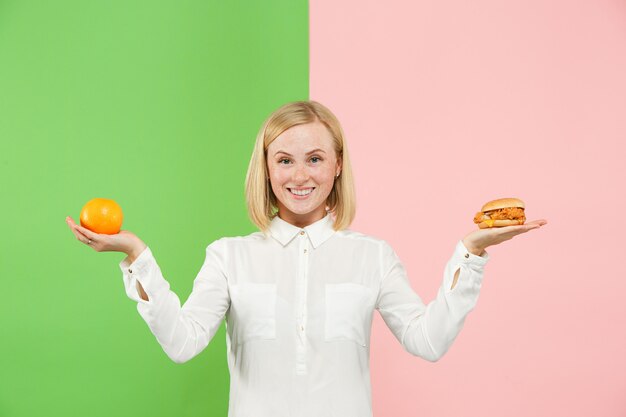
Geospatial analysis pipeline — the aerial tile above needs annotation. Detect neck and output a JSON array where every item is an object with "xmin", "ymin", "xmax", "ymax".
[{"xmin": 277, "ymin": 209, "xmax": 327, "ymax": 228}]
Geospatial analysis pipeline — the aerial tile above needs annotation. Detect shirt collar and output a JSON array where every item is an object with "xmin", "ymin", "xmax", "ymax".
[{"xmin": 269, "ymin": 212, "xmax": 336, "ymax": 249}]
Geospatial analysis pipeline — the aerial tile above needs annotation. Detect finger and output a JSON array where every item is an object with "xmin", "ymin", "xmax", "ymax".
[
  {"xmin": 66, "ymin": 218, "xmax": 84, "ymax": 237},
  {"xmin": 75, "ymin": 225, "xmax": 98, "ymax": 240},
  {"xmin": 520, "ymin": 221, "xmax": 546, "ymax": 232},
  {"xmin": 497, "ymin": 224, "xmax": 539, "ymax": 237},
  {"xmin": 66, "ymin": 218, "xmax": 83, "ymax": 238},
  {"xmin": 72, "ymin": 227, "xmax": 91, "ymax": 244},
  {"xmin": 67, "ymin": 218, "xmax": 99, "ymax": 240},
  {"xmin": 69, "ymin": 226, "xmax": 82, "ymax": 239},
  {"xmin": 66, "ymin": 217, "xmax": 84, "ymax": 234},
  {"xmin": 521, "ymin": 223, "xmax": 542, "ymax": 231},
  {"xmin": 520, "ymin": 223, "xmax": 545, "ymax": 234},
  {"xmin": 502, "ymin": 220, "xmax": 547, "ymax": 231},
  {"xmin": 73, "ymin": 228, "xmax": 92, "ymax": 245},
  {"xmin": 66, "ymin": 217, "xmax": 96, "ymax": 245}
]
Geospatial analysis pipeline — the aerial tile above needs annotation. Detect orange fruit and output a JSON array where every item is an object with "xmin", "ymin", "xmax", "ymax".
[{"xmin": 79, "ymin": 198, "xmax": 124, "ymax": 234}]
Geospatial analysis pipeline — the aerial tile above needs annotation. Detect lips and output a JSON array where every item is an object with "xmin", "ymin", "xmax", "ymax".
[{"xmin": 288, "ymin": 187, "xmax": 315, "ymax": 196}]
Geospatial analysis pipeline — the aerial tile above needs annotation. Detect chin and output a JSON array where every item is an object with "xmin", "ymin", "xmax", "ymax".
[
  {"xmin": 279, "ymin": 199, "xmax": 327, "ymax": 216},
  {"xmin": 284, "ymin": 205, "xmax": 318, "ymax": 215}
]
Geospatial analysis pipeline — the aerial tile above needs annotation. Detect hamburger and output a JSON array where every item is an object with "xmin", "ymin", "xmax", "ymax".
[{"xmin": 473, "ymin": 198, "xmax": 526, "ymax": 228}]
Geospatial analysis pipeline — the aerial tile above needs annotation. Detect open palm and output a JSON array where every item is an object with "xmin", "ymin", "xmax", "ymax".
[{"xmin": 463, "ymin": 219, "xmax": 548, "ymax": 254}]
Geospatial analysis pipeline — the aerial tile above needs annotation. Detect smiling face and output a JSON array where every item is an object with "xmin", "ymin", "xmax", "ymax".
[{"xmin": 266, "ymin": 121, "xmax": 341, "ymax": 228}]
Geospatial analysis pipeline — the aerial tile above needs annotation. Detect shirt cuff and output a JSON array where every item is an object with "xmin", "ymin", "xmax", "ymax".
[
  {"xmin": 119, "ymin": 246, "xmax": 154, "ymax": 304},
  {"xmin": 455, "ymin": 239, "xmax": 490, "ymax": 267}
]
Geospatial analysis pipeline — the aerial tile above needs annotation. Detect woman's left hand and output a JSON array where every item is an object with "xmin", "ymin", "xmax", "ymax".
[{"xmin": 462, "ymin": 219, "xmax": 548, "ymax": 256}]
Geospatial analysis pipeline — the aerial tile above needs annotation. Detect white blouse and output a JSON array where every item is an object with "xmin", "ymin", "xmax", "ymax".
[{"xmin": 119, "ymin": 212, "xmax": 489, "ymax": 417}]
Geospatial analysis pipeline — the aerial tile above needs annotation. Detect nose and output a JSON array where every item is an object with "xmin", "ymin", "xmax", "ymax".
[{"xmin": 293, "ymin": 164, "xmax": 309, "ymax": 183}]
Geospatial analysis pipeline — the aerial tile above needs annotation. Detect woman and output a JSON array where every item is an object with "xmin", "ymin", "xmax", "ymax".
[{"xmin": 66, "ymin": 100, "xmax": 547, "ymax": 417}]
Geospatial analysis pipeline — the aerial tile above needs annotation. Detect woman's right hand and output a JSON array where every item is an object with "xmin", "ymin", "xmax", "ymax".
[{"xmin": 65, "ymin": 216, "xmax": 147, "ymax": 258}]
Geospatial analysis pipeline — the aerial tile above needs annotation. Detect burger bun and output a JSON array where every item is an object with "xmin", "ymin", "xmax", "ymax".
[
  {"xmin": 477, "ymin": 219, "xmax": 524, "ymax": 229},
  {"xmin": 481, "ymin": 197, "xmax": 525, "ymax": 212}
]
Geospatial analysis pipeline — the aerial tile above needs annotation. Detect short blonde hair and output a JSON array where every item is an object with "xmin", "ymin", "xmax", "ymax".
[{"xmin": 245, "ymin": 100, "xmax": 356, "ymax": 235}]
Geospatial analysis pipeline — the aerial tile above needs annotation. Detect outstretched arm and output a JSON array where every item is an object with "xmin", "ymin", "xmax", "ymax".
[
  {"xmin": 376, "ymin": 218, "xmax": 547, "ymax": 361},
  {"xmin": 376, "ymin": 239, "xmax": 489, "ymax": 362},
  {"xmin": 119, "ymin": 239, "xmax": 230, "ymax": 363}
]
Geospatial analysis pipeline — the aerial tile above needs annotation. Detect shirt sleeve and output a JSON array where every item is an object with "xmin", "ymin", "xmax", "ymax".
[
  {"xmin": 375, "ymin": 239, "xmax": 489, "ymax": 362},
  {"xmin": 118, "ymin": 239, "xmax": 230, "ymax": 364}
]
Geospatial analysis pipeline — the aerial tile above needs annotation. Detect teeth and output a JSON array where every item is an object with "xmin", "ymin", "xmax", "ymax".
[{"xmin": 289, "ymin": 188, "xmax": 313, "ymax": 196}]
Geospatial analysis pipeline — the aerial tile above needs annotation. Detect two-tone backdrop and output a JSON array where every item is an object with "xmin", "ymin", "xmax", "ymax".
[{"xmin": 1, "ymin": 1, "xmax": 624, "ymax": 416}]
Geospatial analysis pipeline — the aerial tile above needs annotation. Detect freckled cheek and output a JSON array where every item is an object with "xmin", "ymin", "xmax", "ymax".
[
  {"xmin": 319, "ymin": 172, "xmax": 335, "ymax": 185},
  {"xmin": 270, "ymin": 171, "xmax": 290, "ymax": 188}
]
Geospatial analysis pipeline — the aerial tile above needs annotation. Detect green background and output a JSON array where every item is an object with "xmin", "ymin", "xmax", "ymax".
[{"xmin": 0, "ymin": 1, "xmax": 308, "ymax": 416}]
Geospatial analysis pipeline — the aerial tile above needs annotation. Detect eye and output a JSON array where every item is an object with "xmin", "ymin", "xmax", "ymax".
[{"xmin": 277, "ymin": 157, "xmax": 322, "ymax": 164}]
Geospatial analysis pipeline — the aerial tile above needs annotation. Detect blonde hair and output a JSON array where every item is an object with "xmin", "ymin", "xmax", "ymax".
[{"xmin": 245, "ymin": 100, "xmax": 356, "ymax": 235}]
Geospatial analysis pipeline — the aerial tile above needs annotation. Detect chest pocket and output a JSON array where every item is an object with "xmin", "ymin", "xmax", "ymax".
[
  {"xmin": 229, "ymin": 283, "xmax": 277, "ymax": 346},
  {"xmin": 325, "ymin": 282, "xmax": 377, "ymax": 347}
]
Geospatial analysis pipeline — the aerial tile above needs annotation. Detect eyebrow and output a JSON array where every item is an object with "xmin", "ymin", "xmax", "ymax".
[{"xmin": 274, "ymin": 148, "xmax": 326, "ymax": 157}]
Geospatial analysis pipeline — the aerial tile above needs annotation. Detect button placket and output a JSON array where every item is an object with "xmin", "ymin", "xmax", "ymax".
[{"xmin": 295, "ymin": 229, "xmax": 310, "ymax": 375}]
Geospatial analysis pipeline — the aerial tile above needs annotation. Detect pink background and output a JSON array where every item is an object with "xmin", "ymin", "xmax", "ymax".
[{"xmin": 311, "ymin": 1, "xmax": 626, "ymax": 416}]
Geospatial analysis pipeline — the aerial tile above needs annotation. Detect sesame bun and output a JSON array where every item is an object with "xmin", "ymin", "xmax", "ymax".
[{"xmin": 481, "ymin": 197, "xmax": 525, "ymax": 212}]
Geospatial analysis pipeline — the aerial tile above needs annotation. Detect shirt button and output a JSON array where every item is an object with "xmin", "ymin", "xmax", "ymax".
[
  {"xmin": 300, "ymin": 325, "xmax": 304, "ymax": 331},
  {"xmin": 300, "ymin": 231, "xmax": 305, "ymax": 235},
  {"xmin": 129, "ymin": 268, "xmax": 133, "ymax": 273},
  {"xmin": 304, "ymin": 249, "xmax": 307, "ymax": 253},
  {"xmin": 464, "ymin": 253, "xmax": 469, "ymax": 258}
]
